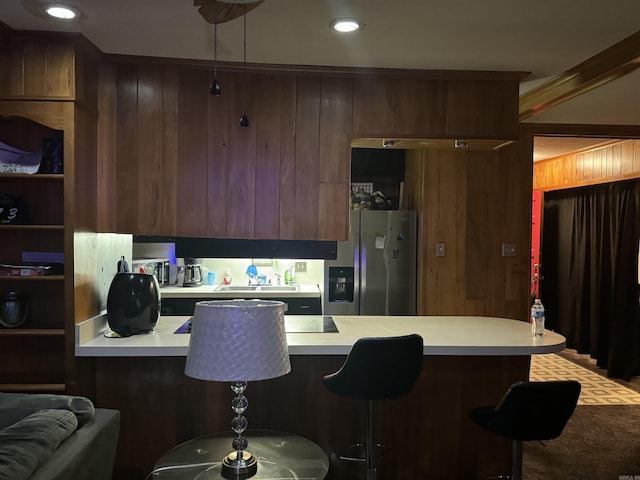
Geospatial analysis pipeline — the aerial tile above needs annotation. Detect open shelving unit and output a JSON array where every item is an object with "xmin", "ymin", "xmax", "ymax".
[{"xmin": 0, "ymin": 115, "xmax": 67, "ymax": 392}]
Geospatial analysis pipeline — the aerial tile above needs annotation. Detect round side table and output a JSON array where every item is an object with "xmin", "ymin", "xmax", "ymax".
[{"xmin": 152, "ymin": 430, "xmax": 329, "ymax": 479}]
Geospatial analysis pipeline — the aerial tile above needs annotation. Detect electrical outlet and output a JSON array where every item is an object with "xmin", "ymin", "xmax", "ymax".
[
  {"xmin": 295, "ymin": 261, "xmax": 307, "ymax": 273},
  {"xmin": 502, "ymin": 243, "xmax": 517, "ymax": 257},
  {"xmin": 436, "ymin": 243, "xmax": 446, "ymax": 257}
]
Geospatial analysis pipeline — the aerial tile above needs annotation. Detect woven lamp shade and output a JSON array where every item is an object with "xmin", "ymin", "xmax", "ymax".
[{"xmin": 185, "ymin": 299, "xmax": 291, "ymax": 382}]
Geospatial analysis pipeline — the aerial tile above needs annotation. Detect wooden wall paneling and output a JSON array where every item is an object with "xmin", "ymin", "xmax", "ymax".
[
  {"xmin": 206, "ymin": 70, "xmax": 230, "ymax": 238},
  {"xmin": 317, "ymin": 182, "xmax": 348, "ymax": 240},
  {"xmin": 74, "ymin": 103, "xmax": 98, "ymax": 231},
  {"xmin": 464, "ymin": 151, "xmax": 498, "ymax": 314},
  {"xmin": 278, "ymin": 76, "xmax": 297, "ymax": 239},
  {"xmin": 499, "ymin": 140, "xmax": 532, "ymax": 320},
  {"xmin": 606, "ymin": 144, "xmax": 615, "ymax": 177},
  {"xmin": 635, "ymin": 139, "xmax": 640, "ymax": 172},
  {"xmin": 20, "ymin": 43, "xmax": 48, "ymax": 96},
  {"xmin": 225, "ymin": 71, "xmax": 256, "ymax": 238},
  {"xmin": 436, "ymin": 150, "xmax": 464, "ymax": 314},
  {"xmin": 403, "ymin": 150, "xmax": 427, "ymax": 314},
  {"xmin": 136, "ymin": 65, "xmax": 165, "ymax": 234},
  {"xmin": 318, "ymin": 77, "xmax": 352, "ymax": 184},
  {"xmin": 421, "ymin": 79, "xmax": 448, "ymax": 137},
  {"xmin": 115, "ymin": 65, "xmax": 139, "ymax": 233},
  {"xmin": 15, "ymin": 41, "xmax": 75, "ymax": 98},
  {"xmin": 93, "ymin": 354, "xmax": 529, "ymax": 480},
  {"xmin": 533, "ymin": 139, "xmax": 640, "ymax": 191},
  {"xmin": 317, "ymin": 76, "xmax": 352, "ymax": 240},
  {"xmin": 176, "ymin": 67, "xmax": 209, "ymax": 237},
  {"xmin": 392, "ymin": 77, "xmax": 429, "ymax": 136},
  {"xmin": 351, "ymin": 76, "xmax": 392, "ymax": 136},
  {"xmin": 45, "ymin": 42, "xmax": 75, "ymax": 97},
  {"xmin": 446, "ymin": 80, "xmax": 519, "ymax": 138},
  {"xmin": 253, "ymin": 73, "xmax": 283, "ymax": 239},
  {"xmin": 621, "ymin": 139, "xmax": 634, "ymax": 174},
  {"xmin": 1, "ymin": 44, "xmax": 25, "ymax": 96},
  {"xmin": 160, "ymin": 67, "xmax": 178, "ymax": 235},
  {"xmin": 293, "ymin": 76, "xmax": 320, "ymax": 239},
  {"xmin": 446, "ymin": 80, "xmax": 483, "ymax": 137},
  {"xmin": 593, "ymin": 147, "xmax": 603, "ymax": 180},
  {"xmin": 97, "ymin": 61, "xmax": 118, "ymax": 232},
  {"xmin": 581, "ymin": 150, "xmax": 594, "ymax": 180},
  {"xmin": 420, "ymin": 150, "xmax": 439, "ymax": 314}
]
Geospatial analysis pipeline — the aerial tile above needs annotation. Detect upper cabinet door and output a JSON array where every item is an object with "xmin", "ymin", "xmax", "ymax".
[{"xmin": 102, "ymin": 65, "xmax": 353, "ymax": 241}]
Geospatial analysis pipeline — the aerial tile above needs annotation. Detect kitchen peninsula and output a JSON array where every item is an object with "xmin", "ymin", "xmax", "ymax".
[{"xmin": 76, "ymin": 315, "xmax": 564, "ymax": 480}]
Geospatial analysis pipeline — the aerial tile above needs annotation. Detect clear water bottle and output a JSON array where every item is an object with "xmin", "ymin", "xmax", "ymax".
[{"xmin": 531, "ymin": 298, "xmax": 545, "ymax": 336}]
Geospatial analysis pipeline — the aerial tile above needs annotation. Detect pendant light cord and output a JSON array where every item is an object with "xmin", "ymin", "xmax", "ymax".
[
  {"xmin": 243, "ymin": 5, "xmax": 246, "ymax": 64},
  {"xmin": 214, "ymin": 23, "xmax": 218, "ymax": 77}
]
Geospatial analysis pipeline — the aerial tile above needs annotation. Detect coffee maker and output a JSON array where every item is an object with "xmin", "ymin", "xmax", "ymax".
[{"xmin": 183, "ymin": 257, "xmax": 203, "ymax": 287}]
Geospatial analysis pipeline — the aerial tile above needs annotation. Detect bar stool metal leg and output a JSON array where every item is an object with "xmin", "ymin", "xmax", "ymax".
[
  {"xmin": 512, "ymin": 440, "xmax": 522, "ymax": 480},
  {"xmin": 366, "ymin": 399, "xmax": 376, "ymax": 480}
]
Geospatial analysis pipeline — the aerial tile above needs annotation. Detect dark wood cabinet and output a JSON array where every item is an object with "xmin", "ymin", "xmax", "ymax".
[{"xmin": 98, "ymin": 65, "xmax": 352, "ymax": 240}]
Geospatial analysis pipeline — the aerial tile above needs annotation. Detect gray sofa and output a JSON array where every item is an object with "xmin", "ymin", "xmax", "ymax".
[{"xmin": 0, "ymin": 393, "xmax": 120, "ymax": 480}]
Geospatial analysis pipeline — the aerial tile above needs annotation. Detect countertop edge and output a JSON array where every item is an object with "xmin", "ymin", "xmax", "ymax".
[{"xmin": 75, "ymin": 315, "xmax": 566, "ymax": 358}]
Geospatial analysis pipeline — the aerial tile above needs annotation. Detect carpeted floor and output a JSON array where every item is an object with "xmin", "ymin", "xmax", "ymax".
[
  {"xmin": 522, "ymin": 350, "xmax": 640, "ymax": 479},
  {"xmin": 523, "ymin": 405, "xmax": 640, "ymax": 480}
]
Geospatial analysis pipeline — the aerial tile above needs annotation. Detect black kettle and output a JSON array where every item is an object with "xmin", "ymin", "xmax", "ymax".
[{"xmin": 107, "ymin": 273, "xmax": 160, "ymax": 336}]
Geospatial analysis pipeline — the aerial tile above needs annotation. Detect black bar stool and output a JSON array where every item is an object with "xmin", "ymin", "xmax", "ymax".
[
  {"xmin": 470, "ymin": 380, "xmax": 581, "ymax": 480},
  {"xmin": 323, "ymin": 334, "xmax": 424, "ymax": 480}
]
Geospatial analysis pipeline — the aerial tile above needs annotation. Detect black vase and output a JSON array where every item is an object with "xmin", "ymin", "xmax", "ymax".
[
  {"xmin": 107, "ymin": 273, "xmax": 160, "ymax": 336},
  {"xmin": 0, "ymin": 292, "xmax": 29, "ymax": 328}
]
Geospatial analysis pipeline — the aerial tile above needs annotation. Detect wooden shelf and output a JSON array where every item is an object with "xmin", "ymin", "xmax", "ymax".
[
  {"xmin": 0, "ymin": 329, "xmax": 65, "ymax": 336},
  {"xmin": 0, "ymin": 275, "xmax": 64, "ymax": 281},
  {"xmin": 0, "ymin": 173, "xmax": 63, "ymax": 180},
  {"xmin": 0, "ymin": 224, "xmax": 64, "ymax": 230},
  {"xmin": 0, "ymin": 383, "xmax": 66, "ymax": 392}
]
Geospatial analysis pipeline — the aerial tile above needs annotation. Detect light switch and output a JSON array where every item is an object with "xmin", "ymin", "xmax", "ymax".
[{"xmin": 436, "ymin": 243, "xmax": 446, "ymax": 257}]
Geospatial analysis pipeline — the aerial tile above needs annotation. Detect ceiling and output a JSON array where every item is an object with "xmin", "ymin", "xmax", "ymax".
[{"xmin": 1, "ymin": 0, "xmax": 639, "ymax": 160}]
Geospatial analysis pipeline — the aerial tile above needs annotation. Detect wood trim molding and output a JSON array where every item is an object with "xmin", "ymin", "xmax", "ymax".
[
  {"xmin": 106, "ymin": 53, "xmax": 528, "ymax": 81},
  {"xmin": 519, "ymin": 31, "xmax": 640, "ymax": 120}
]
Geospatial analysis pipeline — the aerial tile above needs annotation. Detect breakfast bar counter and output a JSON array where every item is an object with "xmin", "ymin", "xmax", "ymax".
[
  {"xmin": 76, "ymin": 314, "xmax": 564, "ymax": 357},
  {"xmin": 78, "ymin": 315, "xmax": 565, "ymax": 480}
]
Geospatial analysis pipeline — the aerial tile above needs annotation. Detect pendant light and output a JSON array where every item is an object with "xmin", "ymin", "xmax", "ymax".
[
  {"xmin": 210, "ymin": 23, "xmax": 221, "ymax": 96},
  {"xmin": 239, "ymin": 5, "xmax": 250, "ymax": 128}
]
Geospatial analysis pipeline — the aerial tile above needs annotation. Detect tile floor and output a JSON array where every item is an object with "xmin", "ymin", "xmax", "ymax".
[{"xmin": 530, "ymin": 354, "xmax": 640, "ymax": 405}]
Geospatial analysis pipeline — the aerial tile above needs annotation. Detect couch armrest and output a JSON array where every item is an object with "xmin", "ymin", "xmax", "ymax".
[{"xmin": 29, "ymin": 409, "xmax": 120, "ymax": 480}]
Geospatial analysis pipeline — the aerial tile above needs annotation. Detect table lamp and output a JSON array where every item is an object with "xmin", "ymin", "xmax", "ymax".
[{"xmin": 184, "ymin": 299, "xmax": 291, "ymax": 479}]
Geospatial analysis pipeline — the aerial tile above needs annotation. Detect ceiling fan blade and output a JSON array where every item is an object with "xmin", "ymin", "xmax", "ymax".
[{"xmin": 194, "ymin": 0, "xmax": 266, "ymax": 24}]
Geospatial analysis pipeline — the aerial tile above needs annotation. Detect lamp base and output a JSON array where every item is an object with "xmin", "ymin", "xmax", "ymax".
[{"xmin": 221, "ymin": 450, "xmax": 258, "ymax": 479}]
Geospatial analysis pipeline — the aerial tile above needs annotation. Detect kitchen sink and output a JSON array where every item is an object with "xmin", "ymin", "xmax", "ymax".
[
  {"xmin": 215, "ymin": 285, "xmax": 259, "ymax": 292},
  {"xmin": 214, "ymin": 285, "xmax": 299, "ymax": 292},
  {"xmin": 256, "ymin": 285, "xmax": 299, "ymax": 292}
]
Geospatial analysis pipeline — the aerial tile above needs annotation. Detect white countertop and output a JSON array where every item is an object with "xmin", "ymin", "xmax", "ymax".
[
  {"xmin": 159, "ymin": 283, "xmax": 321, "ymax": 298},
  {"xmin": 75, "ymin": 314, "xmax": 565, "ymax": 357}
]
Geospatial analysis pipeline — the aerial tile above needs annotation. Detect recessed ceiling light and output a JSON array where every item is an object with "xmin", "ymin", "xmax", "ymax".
[
  {"xmin": 44, "ymin": 4, "xmax": 78, "ymax": 20},
  {"xmin": 330, "ymin": 18, "xmax": 362, "ymax": 33}
]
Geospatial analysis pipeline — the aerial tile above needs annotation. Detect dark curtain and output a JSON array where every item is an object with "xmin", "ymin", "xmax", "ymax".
[{"xmin": 541, "ymin": 180, "xmax": 640, "ymax": 380}]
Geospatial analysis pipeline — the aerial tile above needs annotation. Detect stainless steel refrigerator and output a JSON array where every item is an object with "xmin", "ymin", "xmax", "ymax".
[{"xmin": 323, "ymin": 210, "xmax": 417, "ymax": 315}]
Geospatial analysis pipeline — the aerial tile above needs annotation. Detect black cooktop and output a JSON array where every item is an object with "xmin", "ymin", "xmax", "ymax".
[{"xmin": 174, "ymin": 315, "xmax": 338, "ymax": 334}]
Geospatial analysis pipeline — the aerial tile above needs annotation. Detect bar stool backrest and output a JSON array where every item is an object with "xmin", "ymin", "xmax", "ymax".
[
  {"xmin": 323, "ymin": 334, "xmax": 424, "ymax": 401},
  {"xmin": 482, "ymin": 380, "xmax": 581, "ymax": 441}
]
